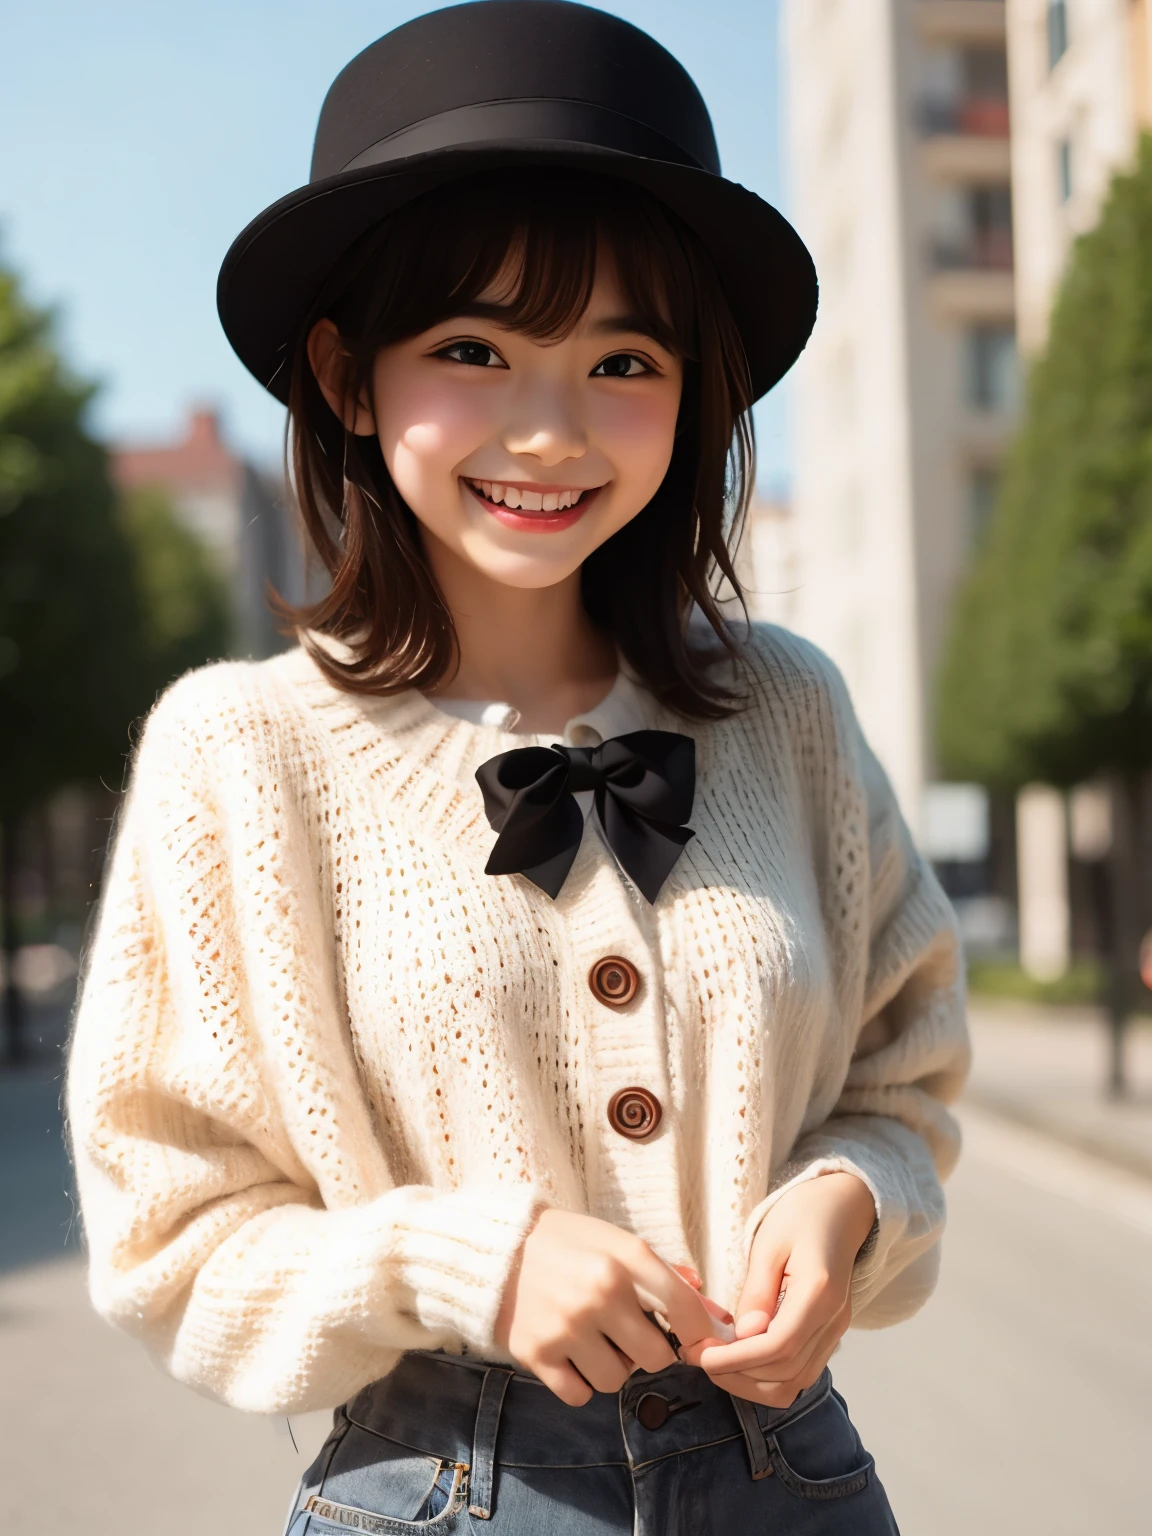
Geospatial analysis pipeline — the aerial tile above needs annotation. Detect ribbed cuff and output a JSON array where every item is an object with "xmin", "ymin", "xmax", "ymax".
[
  {"xmin": 745, "ymin": 1151, "xmax": 880, "ymax": 1245},
  {"xmin": 388, "ymin": 1184, "xmax": 546, "ymax": 1355}
]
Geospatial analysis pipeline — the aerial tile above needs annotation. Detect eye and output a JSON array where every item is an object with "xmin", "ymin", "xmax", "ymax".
[
  {"xmin": 437, "ymin": 340, "xmax": 507, "ymax": 368},
  {"xmin": 591, "ymin": 352, "xmax": 651, "ymax": 379}
]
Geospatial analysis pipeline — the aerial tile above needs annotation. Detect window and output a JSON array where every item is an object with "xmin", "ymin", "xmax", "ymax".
[
  {"xmin": 1058, "ymin": 137, "xmax": 1073, "ymax": 202},
  {"xmin": 966, "ymin": 328, "xmax": 1019, "ymax": 412},
  {"xmin": 1048, "ymin": 0, "xmax": 1069, "ymax": 71},
  {"xmin": 971, "ymin": 185, "xmax": 1014, "ymax": 267},
  {"xmin": 930, "ymin": 185, "xmax": 1013, "ymax": 271},
  {"xmin": 919, "ymin": 45, "xmax": 1008, "ymax": 137}
]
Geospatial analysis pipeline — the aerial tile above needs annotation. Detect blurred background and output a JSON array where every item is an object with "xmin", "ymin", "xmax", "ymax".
[{"xmin": 2, "ymin": 1, "xmax": 1151, "ymax": 1533}]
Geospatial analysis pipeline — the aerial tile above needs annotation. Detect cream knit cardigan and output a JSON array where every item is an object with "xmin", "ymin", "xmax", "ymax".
[{"xmin": 67, "ymin": 624, "xmax": 969, "ymax": 1415}]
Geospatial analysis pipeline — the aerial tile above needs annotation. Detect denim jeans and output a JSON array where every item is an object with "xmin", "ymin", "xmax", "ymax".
[{"xmin": 284, "ymin": 1351, "xmax": 899, "ymax": 1535}]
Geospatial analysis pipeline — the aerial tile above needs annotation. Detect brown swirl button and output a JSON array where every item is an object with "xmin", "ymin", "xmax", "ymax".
[
  {"xmin": 588, "ymin": 956, "xmax": 640, "ymax": 1008},
  {"xmin": 607, "ymin": 1087, "xmax": 662, "ymax": 1141}
]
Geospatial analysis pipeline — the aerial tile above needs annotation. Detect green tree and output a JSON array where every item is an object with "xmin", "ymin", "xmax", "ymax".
[
  {"xmin": 938, "ymin": 134, "xmax": 1152, "ymax": 1087},
  {"xmin": 118, "ymin": 483, "xmax": 230, "ymax": 687},
  {"xmin": 0, "ymin": 262, "xmax": 229, "ymax": 1058}
]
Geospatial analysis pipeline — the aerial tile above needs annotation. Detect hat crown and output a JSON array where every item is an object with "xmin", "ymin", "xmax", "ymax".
[{"xmin": 310, "ymin": 0, "xmax": 720, "ymax": 183}]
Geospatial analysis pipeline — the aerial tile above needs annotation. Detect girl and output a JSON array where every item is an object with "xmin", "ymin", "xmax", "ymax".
[{"xmin": 68, "ymin": 4, "xmax": 969, "ymax": 1533}]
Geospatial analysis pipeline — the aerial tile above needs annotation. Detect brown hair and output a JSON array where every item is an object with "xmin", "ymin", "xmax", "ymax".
[{"xmin": 278, "ymin": 168, "xmax": 754, "ymax": 718}]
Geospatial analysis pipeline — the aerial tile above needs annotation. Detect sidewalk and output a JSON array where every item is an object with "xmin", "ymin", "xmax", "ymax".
[{"xmin": 965, "ymin": 998, "xmax": 1152, "ymax": 1181}]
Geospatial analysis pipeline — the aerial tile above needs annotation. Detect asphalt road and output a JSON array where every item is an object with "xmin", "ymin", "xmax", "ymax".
[
  {"xmin": 2, "ymin": 1072, "xmax": 1149, "ymax": 1535},
  {"xmin": 833, "ymin": 1104, "xmax": 1152, "ymax": 1536}
]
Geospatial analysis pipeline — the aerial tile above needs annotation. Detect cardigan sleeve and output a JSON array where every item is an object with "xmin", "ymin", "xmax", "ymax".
[
  {"xmin": 67, "ymin": 673, "xmax": 542, "ymax": 1415},
  {"xmin": 743, "ymin": 654, "xmax": 970, "ymax": 1329}
]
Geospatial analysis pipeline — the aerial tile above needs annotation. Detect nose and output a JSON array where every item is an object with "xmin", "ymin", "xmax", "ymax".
[{"xmin": 502, "ymin": 379, "xmax": 588, "ymax": 466}]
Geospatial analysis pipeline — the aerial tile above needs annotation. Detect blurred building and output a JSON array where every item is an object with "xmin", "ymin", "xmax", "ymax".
[
  {"xmin": 111, "ymin": 407, "xmax": 305, "ymax": 659},
  {"xmin": 783, "ymin": 0, "xmax": 1018, "ymax": 839},
  {"xmin": 1008, "ymin": 0, "xmax": 1152, "ymax": 355},
  {"xmin": 742, "ymin": 496, "xmax": 801, "ymax": 629}
]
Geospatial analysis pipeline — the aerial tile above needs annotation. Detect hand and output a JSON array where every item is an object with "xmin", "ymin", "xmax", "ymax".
[
  {"xmin": 494, "ymin": 1209, "xmax": 718, "ymax": 1406},
  {"xmin": 680, "ymin": 1172, "xmax": 876, "ymax": 1407}
]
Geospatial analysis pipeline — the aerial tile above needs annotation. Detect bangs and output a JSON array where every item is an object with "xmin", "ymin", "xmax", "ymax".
[{"xmin": 322, "ymin": 169, "xmax": 696, "ymax": 367}]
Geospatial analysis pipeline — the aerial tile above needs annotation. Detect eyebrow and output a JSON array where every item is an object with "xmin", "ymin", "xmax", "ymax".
[
  {"xmin": 447, "ymin": 303, "xmax": 669, "ymax": 346},
  {"xmin": 588, "ymin": 313, "xmax": 665, "ymax": 339}
]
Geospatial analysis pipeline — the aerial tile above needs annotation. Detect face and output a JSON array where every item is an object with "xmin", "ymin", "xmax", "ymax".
[{"xmin": 322, "ymin": 254, "xmax": 683, "ymax": 590}]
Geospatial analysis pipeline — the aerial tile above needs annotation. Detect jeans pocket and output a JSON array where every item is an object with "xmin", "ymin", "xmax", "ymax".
[
  {"xmin": 765, "ymin": 1389, "xmax": 874, "ymax": 1501},
  {"xmin": 305, "ymin": 1426, "xmax": 468, "ymax": 1532}
]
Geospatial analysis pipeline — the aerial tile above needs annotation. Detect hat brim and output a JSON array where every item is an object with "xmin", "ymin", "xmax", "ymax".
[{"xmin": 217, "ymin": 141, "xmax": 817, "ymax": 405}]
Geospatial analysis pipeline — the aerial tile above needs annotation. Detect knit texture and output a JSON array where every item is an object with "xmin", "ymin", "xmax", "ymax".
[{"xmin": 67, "ymin": 623, "xmax": 969, "ymax": 1414}]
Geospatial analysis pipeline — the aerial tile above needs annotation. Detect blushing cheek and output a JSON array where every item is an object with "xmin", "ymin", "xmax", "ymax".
[
  {"xmin": 374, "ymin": 373, "xmax": 494, "ymax": 512},
  {"xmin": 594, "ymin": 392, "xmax": 679, "ymax": 506}
]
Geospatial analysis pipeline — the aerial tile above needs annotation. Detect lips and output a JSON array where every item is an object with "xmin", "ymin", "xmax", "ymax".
[{"xmin": 462, "ymin": 476, "xmax": 603, "ymax": 531}]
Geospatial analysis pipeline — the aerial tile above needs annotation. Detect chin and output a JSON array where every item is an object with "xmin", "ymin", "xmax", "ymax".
[{"xmin": 473, "ymin": 552, "xmax": 586, "ymax": 590}]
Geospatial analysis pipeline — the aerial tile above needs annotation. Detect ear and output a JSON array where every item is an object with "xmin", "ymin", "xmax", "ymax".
[{"xmin": 306, "ymin": 319, "xmax": 377, "ymax": 436}]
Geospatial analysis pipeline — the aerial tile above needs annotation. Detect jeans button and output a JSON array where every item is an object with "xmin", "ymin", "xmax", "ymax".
[{"xmin": 635, "ymin": 1392, "xmax": 670, "ymax": 1430}]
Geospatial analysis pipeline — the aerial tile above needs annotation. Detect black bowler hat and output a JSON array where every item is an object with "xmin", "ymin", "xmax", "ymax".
[{"xmin": 217, "ymin": 0, "xmax": 817, "ymax": 405}]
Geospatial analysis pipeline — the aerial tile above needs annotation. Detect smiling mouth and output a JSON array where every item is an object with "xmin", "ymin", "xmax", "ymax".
[{"xmin": 464, "ymin": 478, "xmax": 600, "ymax": 513}]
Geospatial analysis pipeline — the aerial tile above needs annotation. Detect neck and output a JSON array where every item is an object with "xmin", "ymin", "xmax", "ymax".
[{"xmin": 422, "ymin": 534, "xmax": 617, "ymax": 733}]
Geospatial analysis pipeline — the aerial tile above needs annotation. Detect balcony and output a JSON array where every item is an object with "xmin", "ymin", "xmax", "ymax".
[
  {"xmin": 919, "ymin": 93, "xmax": 1012, "ymax": 179},
  {"xmin": 928, "ymin": 270, "xmax": 1016, "ymax": 323},
  {"xmin": 927, "ymin": 204, "xmax": 1014, "ymax": 321},
  {"xmin": 916, "ymin": 2, "xmax": 1006, "ymax": 45},
  {"xmin": 922, "ymin": 134, "xmax": 1012, "ymax": 180},
  {"xmin": 920, "ymin": 96, "xmax": 1010, "ymax": 138},
  {"xmin": 930, "ymin": 228, "xmax": 1014, "ymax": 272}
]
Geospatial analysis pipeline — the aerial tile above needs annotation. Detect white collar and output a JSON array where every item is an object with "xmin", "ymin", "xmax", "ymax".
[{"xmin": 429, "ymin": 669, "xmax": 651, "ymax": 746}]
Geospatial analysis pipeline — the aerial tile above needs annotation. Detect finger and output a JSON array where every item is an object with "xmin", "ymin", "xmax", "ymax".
[
  {"xmin": 624, "ymin": 1248, "xmax": 715, "ymax": 1349},
  {"xmin": 710, "ymin": 1307, "xmax": 849, "ymax": 1391},
  {"xmin": 700, "ymin": 1295, "xmax": 735, "ymax": 1326},
  {"xmin": 568, "ymin": 1334, "xmax": 637, "ymax": 1396},
  {"xmin": 755, "ymin": 1272, "xmax": 845, "ymax": 1367},
  {"xmin": 672, "ymin": 1264, "xmax": 734, "ymax": 1327},
  {"xmin": 705, "ymin": 1312, "xmax": 845, "ymax": 1406},
  {"xmin": 678, "ymin": 1332, "xmax": 740, "ymax": 1369},
  {"xmin": 734, "ymin": 1246, "xmax": 787, "ymax": 1336},
  {"xmin": 712, "ymin": 1308, "xmax": 838, "ymax": 1383},
  {"xmin": 704, "ymin": 1267, "xmax": 845, "ymax": 1376},
  {"xmin": 601, "ymin": 1310, "xmax": 678, "ymax": 1376},
  {"xmin": 735, "ymin": 1309, "xmax": 771, "ymax": 1339},
  {"xmin": 671, "ymin": 1264, "xmax": 703, "ymax": 1290},
  {"xmin": 532, "ymin": 1358, "xmax": 594, "ymax": 1408}
]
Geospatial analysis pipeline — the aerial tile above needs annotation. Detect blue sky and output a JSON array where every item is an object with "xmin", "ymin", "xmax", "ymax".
[{"xmin": 0, "ymin": 0, "xmax": 789, "ymax": 488}]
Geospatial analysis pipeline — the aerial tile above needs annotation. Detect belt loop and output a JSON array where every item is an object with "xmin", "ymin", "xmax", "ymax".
[
  {"xmin": 468, "ymin": 1367, "xmax": 513, "ymax": 1519},
  {"xmin": 728, "ymin": 1392, "xmax": 774, "ymax": 1481}
]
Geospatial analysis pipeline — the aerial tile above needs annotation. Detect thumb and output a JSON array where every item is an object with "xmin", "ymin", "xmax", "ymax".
[{"xmin": 735, "ymin": 1238, "xmax": 789, "ymax": 1339}]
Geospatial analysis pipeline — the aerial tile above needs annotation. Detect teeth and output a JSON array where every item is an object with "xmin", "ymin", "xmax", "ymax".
[{"xmin": 469, "ymin": 480, "xmax": 592, "ymax": 511}]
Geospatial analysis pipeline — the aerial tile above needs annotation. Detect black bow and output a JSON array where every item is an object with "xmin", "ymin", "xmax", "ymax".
[{"xmin": 475, "ymin": 730, "xmax": 696, "ymax": 903}]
